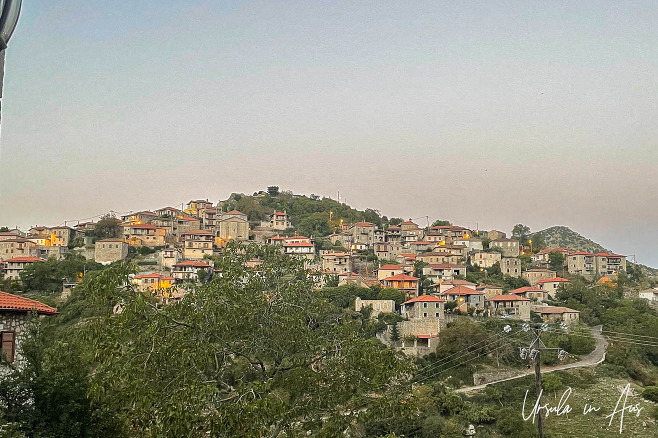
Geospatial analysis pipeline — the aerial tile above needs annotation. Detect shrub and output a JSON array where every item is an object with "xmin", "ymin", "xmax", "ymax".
[{"xmin": 642, "ymin": 386, "xmax": 658, "ymax": 403}]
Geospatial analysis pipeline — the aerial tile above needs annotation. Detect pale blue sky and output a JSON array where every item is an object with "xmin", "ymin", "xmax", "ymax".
[{"xmin": 1, "ymin": 1, "xmax": 657, "ymax": 266}]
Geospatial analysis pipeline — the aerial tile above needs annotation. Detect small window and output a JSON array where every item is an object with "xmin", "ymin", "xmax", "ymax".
[
  {"xmin": 423, "ymin": 312, "xmax": 427, "ymax": 317},
  {"xmin": 435, "ymin": 312, "xmax": 440, "ymax": 317},
  {"xmin": 1, "ymin": 331, "xmax": 15, "ymax": 363},
  {"xmin": 423, "ymin": 303, "xmax": 427, "ymax": 308}
]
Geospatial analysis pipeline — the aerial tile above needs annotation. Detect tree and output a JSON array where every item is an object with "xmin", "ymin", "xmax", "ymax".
[
  {"xmin": 511, "ymin": 224, "xmax": 530, "ymax": 243},
  {"xmin": 66, "ymin": 246, "xmax": 410, "ymax": 436},
  {"xmin": 267, "ymin": 186, "xmax": 280, "ymax": 197},
  {"xmin": 531, "ymin": 232, "xmax": 546, "ymax": 252},
  {"xmin": 93, "ymin": 214, "xmax": 120, "ymax": 239},
  {"xmin": 431, "ymin": 220, "xmax": 451, "ymax": 227},
  {"xmin": 388, "ymin": 218, "xmax": 403, "ymax": 226},
  {"xmin": 0, "ymin": 226, "xmax": 9, "ymax": 232},
  {"xmin": 19, "ymin": 254, "xmax": 103, "ymax": 294},
  {"xmin": 548, "ymin": 251, "xmax": 565, "ymax": 273}
]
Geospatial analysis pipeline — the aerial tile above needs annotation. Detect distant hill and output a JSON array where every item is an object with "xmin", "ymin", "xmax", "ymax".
[
  {"xmin": 533, "ymin": 226, "xmax": 608, "ymax": 254},
  {"xmin": 534, "ymin": 226, "xmax": 658, "ymax": 277}
]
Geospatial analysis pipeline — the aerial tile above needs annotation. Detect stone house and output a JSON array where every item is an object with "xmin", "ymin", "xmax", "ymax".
[
  {"xmin": 522, "ymin": 268, "xmax": 557, "ymax": 286},
  {"xmin": 439, "ymin": 285, "xmax": 484, "ymax": 311},
  {"xmin": 533, "ymin": 306, "xmax": 580, "ymax": 324},
  {"xmin": 594, "ymin": 253, "xmax": 626, "ymax": 276},
  {"xmin": 354, "ymin": 297, "xmax": 395, "ymax": 317},
  {"xmin": 351, "ymin": 222, "xmax": 376, "ymax": 245},
  {"xmin": 216, "ymin": 211, "xmax": 250, "ymax": 242},
  {"xmin": 509, "ymin": 286, "xmax": 546, "ymax": 302},
  {"xmin": 485, "ymin": 294, "xmax": 531, "ymax": 321},
  {"xmin": 400, "ymin": 221, "xmax": 423, "ymax": 244},
  {"xmin": 182, "ymin": 230, "xmax": 214, "ymax": 260},
  {"xmin": 161, "ymin": 247, "xmax": 183, "ymax": 270},
  {"xmin": 283, "ymin": 241, "xmax": 315, "ymax": 260},
  {"xmin": 268, "ymin": 212, "xmax": 291, "ymax": 231},
  {"xmin": 132, "ymin": 273, "xmax": 175, "ymax": 292},
  {"xmin": 321, "ymin": 252, "xmax": 352, "ymax": 274},
  {"xmin": 0, "ymin": 291, "xmax": 57, "ymax": 368},
  {"xmin": 198, "ymin": 207, "xmax": 218, "ymax": 232},
  {"xmin": 373, "ymin": 241, "xmax": 402, "ymax": 259},
  {"xmin": 471, "ymin": 251, "xmax": 502, "ymax": 268},
  {"xmin": 476, "ymin": 284, "xmax": 504, "ymax": 298},
  {"xmin": 122, "ymin": 224, "xmax": 166, "ymax": 247},
  {"xmin": 486, "ymin": 230, "xmax": 506, "ymax": 241},
  {"xmin": 28, "ymin": 226, "xmax": 75, "ymax": 247},
  {"xmin": 95, "ymin": 239, "xmax": 128, "ymax": 264},
  {"xmin": 3, "ymin": 257, "xmax": 44, "ymax": 281},
  {"xmin": 401, "ymin": 295, "xmax": 445, "ymax": 320},
  {"xmin": 172, "ymin": 260, "xmax": 212, "ymax": 282},
  {"xmin": 377, "ymin": 264, "xmax": 406, "ymax": 280},
  {"xmin": 567, "ymin": 252, "xmax": 596, "ymax": 278},
  {"xmin": 417, "ymin": 251, "xmax": 462, "ymax": 265},
  {"xmin": 432, "ymin": 279, "xmax": 477, "ymax": 294},
  {"xmin": 537, "ymin": 277, "xmax": 570, "ymax": 299},
  {"xmin": 422, "ymin": 263, "xmax": 466, "ymax": 284},
  {"xmin": 409, "ymin": 241, "xmax": 434, "ymax": 254},
  {"xmin": 500, "ymin": 257, "xmax": 521, "ymax": 277},
  {"xmin": 490, "ymin": 239, "xmax": 520, "ymax": 257},
  {"xmin": 121, "ymin": 211, "xmax": 158, "ymax": 224},
  {"xmin": 0, "ymin": 239, "xmax": 37, "ymax": 261}
]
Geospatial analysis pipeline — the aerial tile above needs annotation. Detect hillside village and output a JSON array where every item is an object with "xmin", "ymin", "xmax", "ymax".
[{"xmin": 3, "ymin": 188, "xmax": 654, "ymax": 363}]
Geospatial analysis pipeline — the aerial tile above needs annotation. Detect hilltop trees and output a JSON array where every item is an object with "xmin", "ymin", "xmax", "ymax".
[{"xmin": 511, "ymin": 224, "xmax": 530, "ymax": 243}]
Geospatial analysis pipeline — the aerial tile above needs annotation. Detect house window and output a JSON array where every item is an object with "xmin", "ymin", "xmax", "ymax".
[
  {"xmin": 435, "ymin": 313, "xmax": 440, "ymax": 317},
  {"xmin": 423, "ymin": 313, "xmax": 427, "ymax": 317},
  {"xmin": 423, "ymin": 303, "xmax": 427, "ymax": 308},
  {"xmin": 1, "ymin": 331, "xmax": 15, "ymax": 363}
]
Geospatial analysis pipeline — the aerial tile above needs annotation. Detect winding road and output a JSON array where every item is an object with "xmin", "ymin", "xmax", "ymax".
[{"xmin": 456, "ymin": 325, "xmax": 608, "ymax": 394}]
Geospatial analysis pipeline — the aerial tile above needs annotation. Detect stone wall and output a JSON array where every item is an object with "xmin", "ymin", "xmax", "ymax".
[{"xmin": 0, "ymin": 312, "xmax": 29, "ymax": 370}]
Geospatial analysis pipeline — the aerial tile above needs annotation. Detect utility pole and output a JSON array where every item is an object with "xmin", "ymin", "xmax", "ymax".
[{"xmin": 520, "ymin": 323, "xmax": 568, "ymax": 438}]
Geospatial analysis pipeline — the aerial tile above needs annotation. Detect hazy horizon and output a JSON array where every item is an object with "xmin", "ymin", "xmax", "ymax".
[{"xmin": 1, "ymin": 1, "xmax": 656, "ymax": 267}]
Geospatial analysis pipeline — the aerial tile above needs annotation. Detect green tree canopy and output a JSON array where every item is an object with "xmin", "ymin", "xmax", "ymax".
[
  {"xmin": 20, "ymin": 246, "xmax": 411, "ymax": 436},
  {"xmin": 511, "ymin": 224, "xmax": 531, "ymax": 243}
]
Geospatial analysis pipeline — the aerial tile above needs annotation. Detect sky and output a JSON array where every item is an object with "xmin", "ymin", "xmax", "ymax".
[{"xmin": 0, "ymin": 1, "xmax": 656, "ymax": 266}]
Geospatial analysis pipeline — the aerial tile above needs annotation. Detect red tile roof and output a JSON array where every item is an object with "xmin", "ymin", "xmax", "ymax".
[
  {"xmin": 537, "ymin": 277, "xmax": 570, "ymax": 284},
  {"xmin": 134, "ymin": 273, "xmax": 165, "ymax": 279},
  {"xmin": 402, "ymin": 295, "xmax": 445, "ymax": 305},
  {"xmin": 379, "ymin": 264, "xmax": 402, "ymax": 270},
  {"xmin": 173, "ymin": 261, "xmax": 210, "ymax": 267},
  {"xmin": 509, "ymin": 286, "xmax": 544, "ymax": 294},
  {"xmin": 568, "ymin": 251, "xmax": 593, "ymax": 256},
  {"xmin": 384, "ymin": 273, "xmax": 419, "ymax": 282},
  {"xmin": 486, "ymin": 294, "xmax": 530, "ymax": 302},
  {"xmin": 284, "ymin": 236, "xmax": 309, "ymax": 240},
  {"xmin": 594, "ymin": 253, "xmax": 625, "ymax": 258},
  {"xmin": 0, "ymin": 291, "xmax": 57, "ymax": 315},
  {"xmin": 442, "ymin": 279, "xmax": 476, "ymax": 286},
  {"xmin": 440, "ymin": 285, "xmax": 483, "ymax": 296},
  {"xmin": 400, "ymin": 221, "xmax": 417, "ymax": 226},
  {"xmin": 225, "ymin": 210, "xmax": 246, "ymax": 215},
  {"xmin": 426, "ymin": 263, "xmax": 464, "ymax": 269},
  {"xmin": 354, "ymin": 222, "xmax": 375, "ymax": 227},
  {"xmin": 5, "ymin": 256, "xmax": 44, "ymax": 263},
  {"xmin": 284, "ymin": 242, "xmax": 314, "ymax": 247},
  {"xmin": 535, "ymin": 306, "xmax": 579, "ymax": 314}
]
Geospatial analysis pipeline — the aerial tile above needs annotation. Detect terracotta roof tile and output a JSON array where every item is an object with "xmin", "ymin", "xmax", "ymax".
[{"xmin": 0, "ymin": 291, "xmax": 57, "ymax": 315}]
